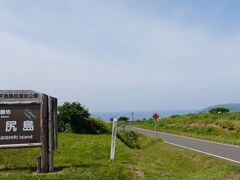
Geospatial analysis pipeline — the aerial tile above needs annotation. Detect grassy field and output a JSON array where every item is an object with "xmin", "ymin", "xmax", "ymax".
[
  {"xmin": 134, "ymin": 112, "xmax": 240, "ymax": 145},
  {"xmin": 0, "ymin": 132, "xmax": 240, "ymax": 179}
]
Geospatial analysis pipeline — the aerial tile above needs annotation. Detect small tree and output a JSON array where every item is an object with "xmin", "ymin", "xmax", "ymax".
[
  {"xmin": 209, "ymin": 107, "xmax": 230, "ymax": 114},
  {"xmin": 118, "ymin": 117, "xmax": 129, "ymax": 131},
  {"xmin": 58, "ymin": 102, "xmax": 90, "ymax": 133},
  {"xmin": 118, "ymin": 117, "xmax": 129, "ymax": 122}
]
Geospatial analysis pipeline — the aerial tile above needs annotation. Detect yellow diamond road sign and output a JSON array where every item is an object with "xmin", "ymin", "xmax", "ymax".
[{"xmin": 152, "ymin": 113, "xmax": 159, "ymax": 121}]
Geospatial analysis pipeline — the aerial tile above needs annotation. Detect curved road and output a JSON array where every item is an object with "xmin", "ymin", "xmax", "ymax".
[{"xmin": 127, "ymin": 126, "xmax": 240, "ymax": 164}]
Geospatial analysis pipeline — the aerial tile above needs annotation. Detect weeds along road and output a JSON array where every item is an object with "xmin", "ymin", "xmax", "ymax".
[{"xmin": 127, "ymin": 126, "xmax": 240, "ymax": 164}]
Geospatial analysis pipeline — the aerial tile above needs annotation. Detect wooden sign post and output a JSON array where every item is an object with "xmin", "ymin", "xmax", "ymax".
[{"xmin": 0, "ymin": 90, "xmax": 58, "ymax": 173}]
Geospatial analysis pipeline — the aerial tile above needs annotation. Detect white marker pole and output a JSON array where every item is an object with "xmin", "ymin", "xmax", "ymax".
[{"xmin": 110, "ymin": 118, "xmax": 118, "ymax": 161}]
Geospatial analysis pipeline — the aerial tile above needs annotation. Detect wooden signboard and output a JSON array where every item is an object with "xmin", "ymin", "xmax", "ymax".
[
  {"xmin": 0, "ymin": 90, "xmax": 58, "ymax": 173},
  {"xmin": 0, "ymin": 104, "xmax": 41, "ymax": 147}
]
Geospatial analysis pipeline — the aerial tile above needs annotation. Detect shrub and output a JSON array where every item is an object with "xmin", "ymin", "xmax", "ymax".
[
  {"xmin": 117, "ymin": 131, "xmax": 140, "ymax": 149},
  {"xmin": 170, "ymin": 115, "xmax": 180, "ymax": 118},
  {"xmin": 58, "ymin": 102, "xmax": 110, "ymax": 134},
  {"xmin": 58, "ymin": 102, "xmax": 90, "ymax": 133},
  {"xmin": 194, "ymin": 127, "xmax": 215, "ymax": 135},
  {"xmin": 88, "ymin": 118, "xmax": 111, "ymax": 134},
  {"xmin": 215, "ymin": 120, "xmax": 235, "ymax": 131}
]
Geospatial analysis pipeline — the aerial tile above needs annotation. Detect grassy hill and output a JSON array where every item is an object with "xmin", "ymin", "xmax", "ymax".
[
  {"xmin": 134, "ymin": 112, "xmax": 240, "ymax": 145},
  {"xmin": 203, "ymin": 103, "xmax": 240, "ymax": 112},
  {"xmin": 0, "ymin": 132, "xmax": 240, "ymax": 179}
]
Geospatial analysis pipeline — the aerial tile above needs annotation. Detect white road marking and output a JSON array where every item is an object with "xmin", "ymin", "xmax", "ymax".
[{"xmin": 165, "ymin": 141, "xmax": 240, "ymax": 164}]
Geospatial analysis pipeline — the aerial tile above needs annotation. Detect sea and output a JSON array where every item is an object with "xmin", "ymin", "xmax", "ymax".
[{"xmin": 91, "ymin": 110, "xmax": 197, "ymax": 122}]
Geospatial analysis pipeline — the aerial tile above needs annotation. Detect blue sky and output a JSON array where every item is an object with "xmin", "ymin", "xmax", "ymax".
[{"xmin": 0, "ymin": 0, "xmax": 240, "ymax": 112}]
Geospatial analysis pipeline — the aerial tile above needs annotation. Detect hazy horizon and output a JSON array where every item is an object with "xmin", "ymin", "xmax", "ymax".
[
  {"xmin": 91, "ymin": 108, "xmax": 198, "ymax": 114},
  {"xmin": 1, "ymin": 1, "xmax": 240, "ymax": 112}
]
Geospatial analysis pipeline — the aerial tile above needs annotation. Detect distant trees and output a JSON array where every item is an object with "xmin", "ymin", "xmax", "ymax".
[
  {"xmin": 209, "ymin": 107, "xmax": 230, "ymax": 114},
  {"xmin": 170, "ymin": 115, "xmax": 180, "ymax": 118}
]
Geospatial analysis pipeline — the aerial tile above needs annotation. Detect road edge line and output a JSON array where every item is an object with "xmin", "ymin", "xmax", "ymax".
[{"xmin": 164, "ymin": 141, "xmax": 240, "ymax": 164}]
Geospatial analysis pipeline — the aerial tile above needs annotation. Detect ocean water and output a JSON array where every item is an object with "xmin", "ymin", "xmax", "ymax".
[{"xmin": 91, "ymin": 110, "xmax": 197, "ymax": 122}]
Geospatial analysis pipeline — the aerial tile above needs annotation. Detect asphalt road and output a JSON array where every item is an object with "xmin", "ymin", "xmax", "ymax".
[{"xmin": 127, "ymin": 126, "xmax": 240, "ymax": 164}]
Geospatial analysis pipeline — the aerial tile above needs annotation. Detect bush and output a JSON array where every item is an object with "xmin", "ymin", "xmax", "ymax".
[
  {"xmin": 88, "ymin": 118, "xmax": 111, "ymax": 134},
  {"xmin": 58, "ymin": 102, "xmax": 110, "ymax": 134},
  {"xmin": 215, "ymin": 120, "xmax": 235, "ymax": 131},
  {"xmin": 58, "ymin": 102, "xmax": 90, "ymax": 133},
  {"xmin": 117, "ymin": 131, "xmax": 140, "ymax": 149},
  {"xmin": 194, "ymin": 126, "xmax": 215, "ymax": 135}
]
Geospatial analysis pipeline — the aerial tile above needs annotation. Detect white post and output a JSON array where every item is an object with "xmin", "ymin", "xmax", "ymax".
[{"xmin": 110, "ymin": 118, "xmax": 118, "ymax": 161}]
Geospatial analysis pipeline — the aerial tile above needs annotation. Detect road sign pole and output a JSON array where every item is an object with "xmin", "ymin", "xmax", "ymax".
[
  {"xmin": 110, "ymin": 118, "xmax": 118, "ymax": 161},
  {"xmin": 152, "ymin": 113, "xmax": 160, "ymax": 139},
  {"xmin": 155, "ymin": 121, "xmax": 157, "ymax": 138},
  {"xmin": 131, "ymin": 112, "xmax": 134, "ymax": 126}
]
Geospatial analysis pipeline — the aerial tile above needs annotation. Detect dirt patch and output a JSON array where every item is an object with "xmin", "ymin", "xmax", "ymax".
[
  {"xmin": 189, "ymin": 122, "xmax": 205, "ymax": 127},
  {"xmin": 32, "ymin": 166, "xmax": 66, "ymax": 175},
  {"xmin": 129, "ymin": 165, "xmax": 145, "ymax": 180},
  {"xmin": 228, "ymin": 173, "xmax": 240, "ymax": 180}
]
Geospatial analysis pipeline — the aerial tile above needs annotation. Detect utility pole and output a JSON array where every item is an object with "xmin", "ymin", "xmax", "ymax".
[{"xmin": 131, "ymin": 112, "xmax": 134, "ymax": 125}]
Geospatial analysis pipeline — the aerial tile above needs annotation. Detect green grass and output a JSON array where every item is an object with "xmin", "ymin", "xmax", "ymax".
[
  {"xmin": 117, "ymin": 130, "xmax": 140, "ymax": 149},
  {"xmin": 0, "ymin": 132, "xmax": 240, "ymax": 179},
  {"xmin": 134, "ymin": 112, "xmax": 240, "ymax": 145}
]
